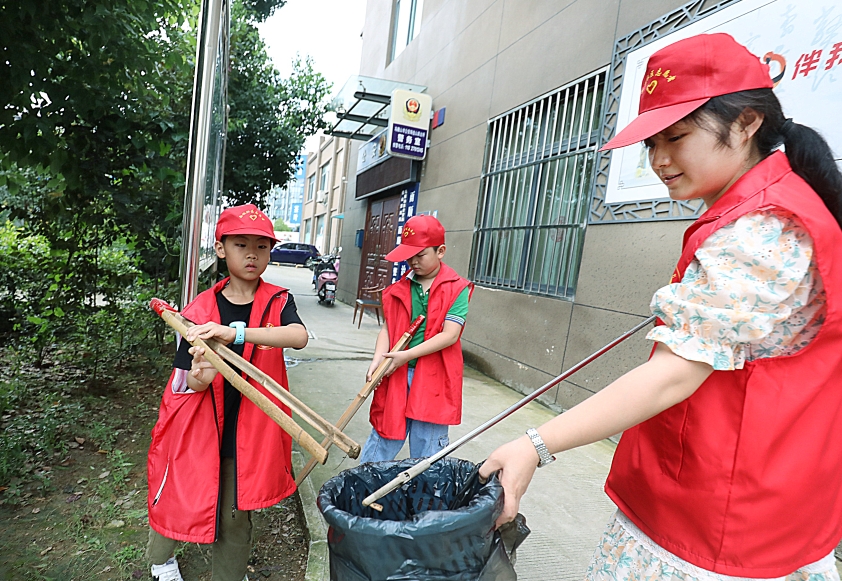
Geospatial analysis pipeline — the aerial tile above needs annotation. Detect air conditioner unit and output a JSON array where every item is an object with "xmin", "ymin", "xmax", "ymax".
[{"xmin": 316, "ymin": 190, "xmax": 327, "ymax": 204}]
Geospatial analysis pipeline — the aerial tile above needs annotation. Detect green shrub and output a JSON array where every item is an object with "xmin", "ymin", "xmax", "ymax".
[{"xmin": 0, "ymin": 223, "xmax": 52, "ymax": 336}]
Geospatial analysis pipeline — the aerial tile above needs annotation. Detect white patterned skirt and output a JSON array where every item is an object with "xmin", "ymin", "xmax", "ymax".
[{"xmin": 585, "ymin": 511, "xmax": 839, "ymax": 581}]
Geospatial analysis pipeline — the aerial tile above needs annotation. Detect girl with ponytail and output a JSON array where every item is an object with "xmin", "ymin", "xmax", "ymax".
[{"xmin": 481, "ymin": 33, "xmax": 842, "ymax": 581}]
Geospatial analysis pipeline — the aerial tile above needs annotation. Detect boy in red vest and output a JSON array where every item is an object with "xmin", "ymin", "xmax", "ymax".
[
  {"xmin": 359, "ymin": 214, "xmax": 472, "ymax": 463},
  {"xmin": 146, "ymin": 204, "xmax": 308, "ymax": 581}
]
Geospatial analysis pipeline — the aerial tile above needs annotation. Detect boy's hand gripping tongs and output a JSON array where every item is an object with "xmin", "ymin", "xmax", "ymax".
[{"xmin": 150, "ymin": 298, "xmax": 361, "ymax": 465}]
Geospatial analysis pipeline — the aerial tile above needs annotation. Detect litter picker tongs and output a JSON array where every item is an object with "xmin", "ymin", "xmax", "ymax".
[
  {"xmin": 295, "ymin": 315, "xmax": 426, "ymax": 485},
  {"xmin": 150, "ymin": 298, "xmax": 360, "ymax": 465},
  {"xmin": 362, "ymin": 315, "xmax": 658, "ymax": 510}
]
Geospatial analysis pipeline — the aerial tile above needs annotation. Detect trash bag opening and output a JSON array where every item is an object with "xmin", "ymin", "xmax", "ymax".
[
  {"xmin": 320, "ymin": 458, "xmax": 491, "ymax": 522},
  {"xmin": 330, "ymin": 459, "xmax": 483, "ymax": 521}
]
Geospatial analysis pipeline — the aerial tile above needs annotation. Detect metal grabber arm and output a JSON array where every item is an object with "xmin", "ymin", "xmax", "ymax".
[{"xmin": 362, "ymin": 315, "xmax": 658, "ymax": 510}]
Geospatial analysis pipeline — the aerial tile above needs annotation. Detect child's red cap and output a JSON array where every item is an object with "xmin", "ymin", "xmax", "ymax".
[
  {"xmin": 385, "ymin": 215, "xmax": 446, "ymax": 262},
  {"xmin": 601, "ymin": 33, "xmax": 774, "ymax": 150},
  {"xmin": 215, "ymin": 204, "xmax": 277, "ymax": 243}
]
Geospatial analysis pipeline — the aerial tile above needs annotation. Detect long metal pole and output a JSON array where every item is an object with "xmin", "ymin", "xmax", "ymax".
[
  {"xmin": 179, "ymin": 0, "xmax": 225, "ymax": 308},
  {"xmin": 362, "ymin": 314, "xmax": 657, "ymax": 508}
]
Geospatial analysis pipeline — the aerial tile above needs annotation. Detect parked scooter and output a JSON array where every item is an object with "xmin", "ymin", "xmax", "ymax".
[{"xmin": 309, "ymin": 250, "xmax": 341, "ymax": 305}]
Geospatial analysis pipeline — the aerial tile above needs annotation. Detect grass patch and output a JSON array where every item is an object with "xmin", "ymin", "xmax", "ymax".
[{"xmin": 0, "ymin": 335, "xmax": 309, "ymax": 580}]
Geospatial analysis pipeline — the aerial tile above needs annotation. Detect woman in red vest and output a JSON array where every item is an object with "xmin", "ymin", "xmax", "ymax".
[{"xmin": 481, "ymin": 33, "xmax": 842, "ymax": 580}]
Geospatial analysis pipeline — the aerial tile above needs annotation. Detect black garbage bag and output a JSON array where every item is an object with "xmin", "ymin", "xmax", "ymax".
[{"xmin": 317, "ymin": 458, "xmax": 530, "ymax": 581}]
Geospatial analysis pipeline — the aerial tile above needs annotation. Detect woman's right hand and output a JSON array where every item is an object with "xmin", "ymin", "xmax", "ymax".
[{"xmin": 479, "ymin": 435, "xmax": 540, "ymax": 529}]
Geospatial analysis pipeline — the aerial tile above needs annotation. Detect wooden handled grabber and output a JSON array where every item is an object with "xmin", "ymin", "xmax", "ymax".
[
  {"xmin": 295, "ymin": 315, "xmax": 426, "ymax": 485},
  {"xmin": 150, "ymin": 298, "xmax": 361, "ymax": 465},
  {"xmin": 361, "ymin": 315, "xmax": 658, "ymax": 510}
]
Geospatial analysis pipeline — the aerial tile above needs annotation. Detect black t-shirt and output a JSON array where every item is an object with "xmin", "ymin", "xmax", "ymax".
[{"xmin": 174, "ymin": 291, "xmax": 304, "ymax": 457}]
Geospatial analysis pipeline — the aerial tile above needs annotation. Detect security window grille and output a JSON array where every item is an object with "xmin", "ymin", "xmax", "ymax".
[{"xmin": 470, "ymin": 70, "xmax": 606, "ymax": 300}]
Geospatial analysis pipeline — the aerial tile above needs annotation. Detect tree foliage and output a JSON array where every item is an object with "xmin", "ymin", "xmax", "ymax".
[
  {"xmin": 240, "ymin": 0, "xmax": 287, "ymax": 21},
  {"xmin": 224, "ymin": 3, "xmax": 332, "ymax": 207},
  {"xmin": 0, "ymin": 0, "xmax": 194, "ymax": 277},
  {"xmin": 0, "ymin": 0, "xmax": 331, "ymax": 358}
]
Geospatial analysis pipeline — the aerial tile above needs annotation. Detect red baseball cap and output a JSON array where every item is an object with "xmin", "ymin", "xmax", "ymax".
[
  {"xmin": 385, "ymin": 215, "xmax": 446, "ymax": 262},
  {"xmin": 215, "ymin": 204, "xmax": 277, "ymax": 243},
  {"xmin": 601, "ymin": 33, "xmax": 774, "ymax": 150}
]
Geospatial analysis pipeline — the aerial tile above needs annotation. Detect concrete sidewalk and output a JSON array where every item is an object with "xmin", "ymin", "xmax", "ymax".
[{"xmin": 263, "ymin": 264, "xmax": 617, "ymax": 581}]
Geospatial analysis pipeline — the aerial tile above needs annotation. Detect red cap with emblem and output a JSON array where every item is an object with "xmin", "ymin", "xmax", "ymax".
[
  {"xmin": 215, "ymin": 204, "xmax": 277, "ymax": 243},
  {"xmin": 385, "ymin": 214, "xmax": 446, "ymax": 262},
  {"xmin": 601, "ymin": 33, "xmax": 774, "ymax": 151}
]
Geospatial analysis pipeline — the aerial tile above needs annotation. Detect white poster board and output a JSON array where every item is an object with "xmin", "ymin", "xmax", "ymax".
[{"xmin": 605, "ymin": 0, "xmax": 842, "ymax": 205}]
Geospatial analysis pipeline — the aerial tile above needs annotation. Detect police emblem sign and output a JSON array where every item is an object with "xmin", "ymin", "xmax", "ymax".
[{"xmin": 387, "ymin": 89, "xmax": 432, "ymax": 160}]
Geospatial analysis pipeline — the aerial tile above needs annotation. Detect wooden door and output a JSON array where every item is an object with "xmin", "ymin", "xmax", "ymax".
[{"xmin": 358, "ymin": 195, "xmax": 399, "ymax": 293}]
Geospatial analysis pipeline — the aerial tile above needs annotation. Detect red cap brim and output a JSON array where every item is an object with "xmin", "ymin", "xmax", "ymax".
[
  {"xmin": 385, "ymin": 244, "xmax": 426, "ymax": 263},
  {"xmin": 218, "ymin": 227, "xmax": 278, "ymax": 244},
  {"xmin": 600, "ymin": 97, "xmax": 710, "ymax": 151}
]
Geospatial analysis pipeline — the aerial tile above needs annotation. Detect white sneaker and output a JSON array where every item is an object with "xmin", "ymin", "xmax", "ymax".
[{"xmin": 151, "ymin": 557, "xmax": 184, "ymax": 581}]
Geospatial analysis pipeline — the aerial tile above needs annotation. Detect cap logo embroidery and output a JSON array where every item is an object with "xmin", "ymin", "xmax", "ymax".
[
  {"xmin": 644, "ymin": 68, "xmax": 677, "ymax": 96},
  {"xmin": 238, "ymin": 208, "xmax": 265, "ymax": 221},
  {"xmin": 647, "ymin": 68, "xmax": 677, "ymax": 82},
  {"xmin": 403, "ymin": 227, "xmax": 415, "ymax": 238}
]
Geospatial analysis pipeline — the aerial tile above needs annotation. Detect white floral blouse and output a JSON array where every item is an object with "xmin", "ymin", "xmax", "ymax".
[
  {"xmin": 647, "ymin": 210, "xmax": 825, "ymax": 370},
  {"xmin": 586, "ymin": 210, "xmax": 835, "ymax": 581},
  {"xmin": 586, "ymin": 511, "xmax": 839, "ymax": 581}
]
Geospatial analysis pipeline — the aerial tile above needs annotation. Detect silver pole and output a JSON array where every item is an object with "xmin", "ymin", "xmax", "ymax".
[
  {"xmin": 179, "ymin": 0, "xmax": 225, "ymax": 308},
  {"xmin": 362, "ymin": 314, "xmax": 657, "ymax": 508}
]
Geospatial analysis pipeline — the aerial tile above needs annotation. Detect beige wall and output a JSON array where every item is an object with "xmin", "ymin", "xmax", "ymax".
[
  {"xmin": 343, "ymin": 0, "xmax": 696, "ymax": 410},
  {"xmin": 301, "ymin": 135, "xmax": 351, "ymax": 254}
]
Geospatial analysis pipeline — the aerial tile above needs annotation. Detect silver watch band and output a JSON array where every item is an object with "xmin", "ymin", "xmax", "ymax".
[{"xmin": 526, "ymin": 428, "xmax": 556, "ymax": 468}]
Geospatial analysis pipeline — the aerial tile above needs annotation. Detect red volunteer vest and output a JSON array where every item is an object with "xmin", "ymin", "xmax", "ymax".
[
  {"xmin": 147, "ymin": 278, "xmax": 296, "ymax": 543},
  {"xmin": 606, "ymin": 152, "xmax": 842, "ymax": 576},
  {"xmin": 369, "ymin": 262, "xmax": 472, "ymax": 440}
]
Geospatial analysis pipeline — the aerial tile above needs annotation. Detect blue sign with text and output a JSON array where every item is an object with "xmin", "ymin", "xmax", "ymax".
[
  {"xmin": 289, "ymin": 203, "xmax": 302, "ymax": 225},
  {"xmin": 389, "ymin": 123, "xmax": 428, "ymax": 158}
]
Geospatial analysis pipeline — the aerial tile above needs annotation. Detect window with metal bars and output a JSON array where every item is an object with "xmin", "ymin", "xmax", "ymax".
[{"xmin": 470, "ymin": 69, "xmax": 606, "ymax": 300}]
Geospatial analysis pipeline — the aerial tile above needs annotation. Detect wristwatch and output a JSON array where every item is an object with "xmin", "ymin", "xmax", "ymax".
[
  {"xmin": 526, "ymin": 428, "xmax": 556, "ymax": 468},
  {"xmin": 229, "ymin": 321, "xmax": 246, "ymax": 345}
]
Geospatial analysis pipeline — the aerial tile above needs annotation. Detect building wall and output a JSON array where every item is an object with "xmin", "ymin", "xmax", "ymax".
[
  {"xmin": 301, "ymin": 135, "xmax": 351, "ymax": 254},
  {"xmin": 344, "ymin": 0, "xmax": 698, "ymax": 410}
]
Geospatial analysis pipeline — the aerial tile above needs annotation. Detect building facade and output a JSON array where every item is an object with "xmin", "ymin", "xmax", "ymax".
[
  {"xmin": 300, "ymin": 135, "xmax": 351, "ymax": 254},
  {"xmin": 338, "ymin": 0, "xmax": 839, "ymax": 412}
]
